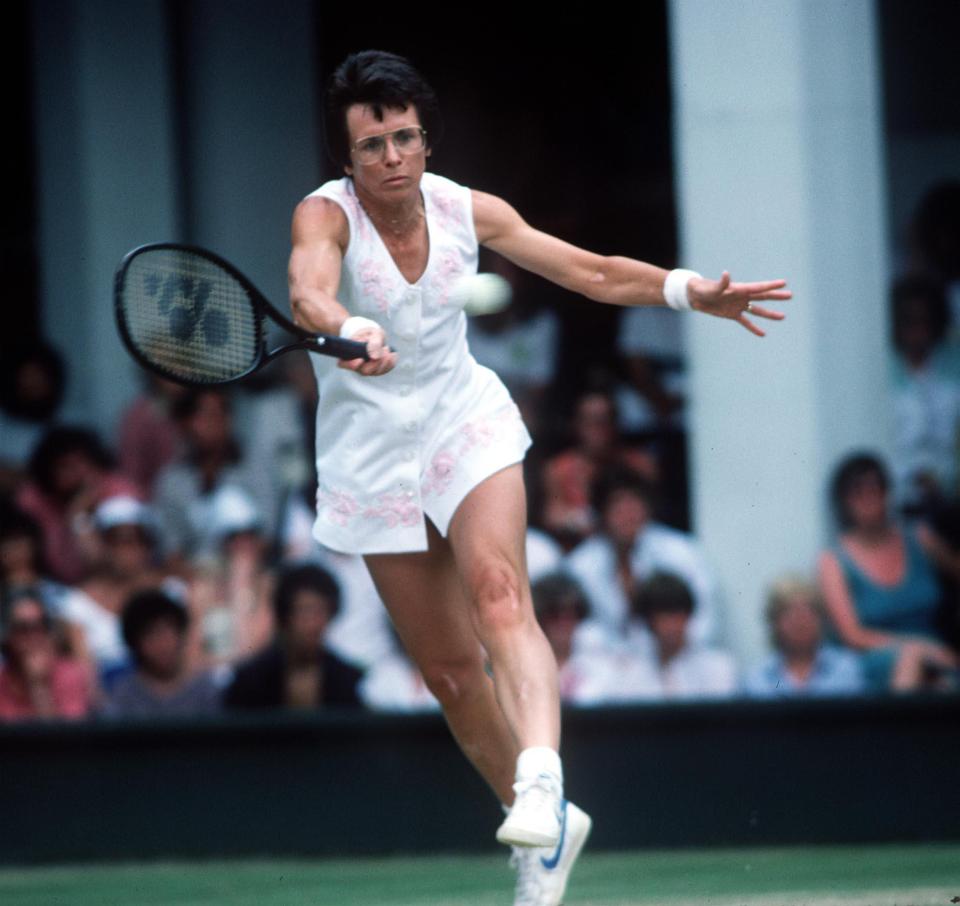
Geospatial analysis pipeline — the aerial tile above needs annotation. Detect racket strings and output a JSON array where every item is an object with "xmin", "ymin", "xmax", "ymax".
[{"xmin": 120, "ymin": 249, "xmax": 261, "ymax": 383}]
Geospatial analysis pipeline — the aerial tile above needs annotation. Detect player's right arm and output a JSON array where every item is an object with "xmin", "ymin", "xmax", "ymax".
[{"xmin": 288, "ymin": 196, "xmax": 395, "ymax": 375}]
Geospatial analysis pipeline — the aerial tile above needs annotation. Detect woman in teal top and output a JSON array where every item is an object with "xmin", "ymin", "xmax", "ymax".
[{"xmin": 819, "ymin": 453, "xmax": 959, "ymax": 691}]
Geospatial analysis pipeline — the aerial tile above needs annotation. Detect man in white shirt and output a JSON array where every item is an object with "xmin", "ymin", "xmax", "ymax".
[
  {"xmin": 564, "ymin": 467, "xmax": 719, "ymax": 647},
  {"xmin": 614, "ymin": 572, "xmax": 736, "ymax": 701}
]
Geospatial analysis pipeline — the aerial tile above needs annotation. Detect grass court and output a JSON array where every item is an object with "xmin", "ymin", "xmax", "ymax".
[{"xmin": 2, "ymin": 842, "xmax": 958, "ymax": 905}]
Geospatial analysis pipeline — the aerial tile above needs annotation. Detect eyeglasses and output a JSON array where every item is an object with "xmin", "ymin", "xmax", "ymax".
[{"xmin": 351, "ymin": 126, "xmax": 427, "ymax": 165}]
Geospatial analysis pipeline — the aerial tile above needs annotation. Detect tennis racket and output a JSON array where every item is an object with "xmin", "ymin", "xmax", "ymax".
[{"xmin": 115, "ymin": 243, "xmax": 369, "ymax": 386}]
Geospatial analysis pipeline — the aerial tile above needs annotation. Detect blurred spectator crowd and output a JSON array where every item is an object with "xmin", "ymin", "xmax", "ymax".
[{"xmin": 1, "ymin": 182, "xmax": 959, "ymax": 723}]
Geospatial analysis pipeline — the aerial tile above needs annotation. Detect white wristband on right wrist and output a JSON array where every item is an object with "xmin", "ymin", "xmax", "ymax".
[
  {"xmin": 339, "ymin": 316, "xmax": 381, "ymax": 339},
  {"xmin": 663, "ymin": 268, "xmax": 702, "ymax": 312}
]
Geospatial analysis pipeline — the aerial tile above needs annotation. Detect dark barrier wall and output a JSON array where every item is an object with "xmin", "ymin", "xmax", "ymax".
[{"xmin": 1, "ymin": 696, "xmax": 957, "ymax": 864}]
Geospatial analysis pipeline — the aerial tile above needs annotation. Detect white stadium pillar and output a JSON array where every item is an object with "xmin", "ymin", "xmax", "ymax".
[{"xmin": 668, "ymin": 0, "xmax": 891, "ymax": 663}]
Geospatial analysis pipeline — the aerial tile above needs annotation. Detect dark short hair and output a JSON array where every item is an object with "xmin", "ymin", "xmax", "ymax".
[
  {"xmin": 891, "ymin": 274, "xmax": 950, "ymax": 353},
  {"xmin": 27, "ymin": 426, "xmax": 114, "ymax": 495},
  {"xmin": 324, "ymin": 50, "xmax": 442, "ymax": 170},
  {"xmin": 632, "ymin": 572, "xmax": 694, "ymax": 621},
  {"xmin": 829, "ymin": 452, "xmax": 889, "ymax": 529},
  {"xmin": 0, "ymin": 341, "xmax": 66, "ymax": 420},
  {"xmin": 0, "ymin": 503, "xmax": 46, "ymax": 576},
  {"xmin": 591, "ymin": 465, "xmax": 657, "ymax": 521},
  {"xmin": 531, "ymin": 573, "xmax": 589, "ymax": 623},
  {"xmin": 121, "ymin": 589, "xmax": 189, "ymax": 662},
  {"xmin": 273, "ymin": 564, "xmax": 341, "ymax": 627}
]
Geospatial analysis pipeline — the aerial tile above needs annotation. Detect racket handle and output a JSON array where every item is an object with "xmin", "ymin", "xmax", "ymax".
[{"xmin": 312, "ymin": 335, "xmax": 371, "ymax": 360}]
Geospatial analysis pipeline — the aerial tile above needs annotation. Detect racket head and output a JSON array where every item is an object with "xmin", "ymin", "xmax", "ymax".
[{"xmin": 115, "ymin": 244, "xmax": 267, "ymax": 386}]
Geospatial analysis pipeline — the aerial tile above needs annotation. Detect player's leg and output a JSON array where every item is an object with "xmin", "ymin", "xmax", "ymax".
[
  {"xmin": 446, "ymin": 463, "xmax": 568, "ymax": 847},
  {"xmin": 364, "ymin": 523, "xmax": 519, "ymax": 805},
  {"xmin": 446, "ymin": 462, "xmax": 560, "ymax": 752}
]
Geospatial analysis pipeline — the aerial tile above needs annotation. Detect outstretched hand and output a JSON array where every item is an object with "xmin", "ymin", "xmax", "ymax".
[{"xmin": 688, "ymin": 272, "xmax": 791, "ymax": 337}]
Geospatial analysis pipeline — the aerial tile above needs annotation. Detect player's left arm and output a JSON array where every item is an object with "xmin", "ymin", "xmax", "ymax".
[{"xmin": 472, "ymin": 190, "xmax": 790, "ymax": 337}]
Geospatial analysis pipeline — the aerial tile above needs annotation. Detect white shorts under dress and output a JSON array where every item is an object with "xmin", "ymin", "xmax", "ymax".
[{"xmin": 306, "ymin": 172, "xmax": 532, "ymax": 555}]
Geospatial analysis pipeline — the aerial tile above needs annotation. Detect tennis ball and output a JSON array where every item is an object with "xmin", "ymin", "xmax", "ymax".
[{"xmin": 450, "ymin": 273, "xmax": 512, "ymax": 316}]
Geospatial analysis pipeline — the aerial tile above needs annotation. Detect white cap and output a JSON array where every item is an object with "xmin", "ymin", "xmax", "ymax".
[
  {"xmin": 94, "ymin": 496, "xmax": 156, "ymax": 533},
  {"xmin": 208, "ymin": 485, "xmax": 263, "ymax": 541}
]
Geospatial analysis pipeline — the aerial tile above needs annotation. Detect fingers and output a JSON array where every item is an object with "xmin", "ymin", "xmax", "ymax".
[
  {"xmin": 336, "ymin": 325, "xmax": 397, "ymax": 376},
  {"xmin": 749, "ymin": 289, "xmax": 793, "ymax": 301},
  {"xmin": 736, "ymin": 279, "xmax": 788, "ymax": 293},
  {"xmin": 737, "ymin": 315, "xmax": 767, "ymax": 338},
  {"xmin": 337, "ymin": 349, "xmax": 397, "ymax": 376},
  {"xmin": 745, "ymin": 304, "xmax": 786, "ymax": 321}
]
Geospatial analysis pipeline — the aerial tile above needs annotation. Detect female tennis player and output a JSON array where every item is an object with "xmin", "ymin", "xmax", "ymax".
[{"xmin": 288, "ymin": 50, "xmax": 789, "ymax": 906}]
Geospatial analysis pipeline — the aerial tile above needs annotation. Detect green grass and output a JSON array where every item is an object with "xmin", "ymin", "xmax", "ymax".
[{"xmin": 1, "ymin": 844, "xmax": 958, "ymax": 905}]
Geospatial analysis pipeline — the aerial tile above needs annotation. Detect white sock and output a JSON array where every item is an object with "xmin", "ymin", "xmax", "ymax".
[{"xmin": 515, "ymin": 747, "xmax": 563, "ymax": 786}]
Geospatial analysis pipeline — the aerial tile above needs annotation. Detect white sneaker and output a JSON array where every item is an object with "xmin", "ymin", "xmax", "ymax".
[
  {"xmin": 509, "ymin": 800, "xmax": 592, "ymax": 906},
  {"xmin": 496, "ymin": 772, "xmax": 563, "ymax": 847}
]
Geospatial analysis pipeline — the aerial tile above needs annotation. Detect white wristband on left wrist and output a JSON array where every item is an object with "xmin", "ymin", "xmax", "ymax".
[{"xmin": 663, "ymin": 268, "xmax": 702, "ymax": 312}]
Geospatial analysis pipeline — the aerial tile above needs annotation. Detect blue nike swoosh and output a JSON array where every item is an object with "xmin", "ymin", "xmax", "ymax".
[{"xmin": 540, "ymin": 800, "xmax": 568, "ymax": 870}]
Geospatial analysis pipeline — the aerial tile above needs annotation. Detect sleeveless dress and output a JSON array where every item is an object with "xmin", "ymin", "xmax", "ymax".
[
  {"xmin": 833, "ymin": 527, "xmax": 942, "ymax": 687},
  {"xmin": 305, "ymin": 172, "xmax": 532, "ymax": 554}
]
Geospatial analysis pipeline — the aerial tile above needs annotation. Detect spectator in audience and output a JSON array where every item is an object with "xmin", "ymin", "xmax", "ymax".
[
  {"xmin": 819, "ymin": 452, "xmax": 959, "ymax": 691},
  {"xmin": 615, "ymin": 305, "xmax": 686, "ymax": 432},
  {"xmin": 0, "ymin": 502, "xmax": 87, "ymax": 632},
  {"xmin": 0, "ymin": 589, "xmax": 93, "ymax": 721},
  {"xmin": 15, "ymin": 427, "xmax": 142, "ymax": 583},
  {"xmin": 188, "ymin": 486, "xmax": 274, "ymax": 671},
  {"xmin": 531, "ymin": 573, "xmax": 616, "ymax": 706},
  {"xmin": 889, "ymin": 275, "xmax": 960, "ymax": 514},
  {"xmin": 542, "ymin": 387, "xmax": 657, "ymax": 547},
  {"xmin": 307, "ymin": 546, "xmax": 394, "ymax": 670},
  {"xmin": 743, "ymin": 576, "xmax": 866, "ymax": 698},
  {"xmin": 565, "ymin": 466, "xmax": 719, "ymax": 645},
  {"xmin": 60, "ymin": 495, "xmax": 174, "ymax": 684},
  {"xmin": 153, "ymin": 389, "xmax": 259, "ymax": 570},
  {"xmin": 613, "ymin": 572, "xmax": 736, "ymax": 701},
  {"xmin": 117, "ymin": 375, "xmax": 187, "ymax": 500},
  {"xmin": 101, "ymin": 589, "xmax": 220, "ymax": 718},
  {"xmin": 0, "ymin": 341, "xmax": 66, "ymax": 494},
  {"xmin": 224, "ymin": 564, "xmax": 362, "ymax": 710},
  {"xmin": 236, "ymin": 351, "xmax": 318, "ymax": 552}
]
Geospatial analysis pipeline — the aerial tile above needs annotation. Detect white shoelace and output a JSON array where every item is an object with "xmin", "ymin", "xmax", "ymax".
[{"xmin": 512, "ymin": 772, "xmax": 562, "ymax": 815}]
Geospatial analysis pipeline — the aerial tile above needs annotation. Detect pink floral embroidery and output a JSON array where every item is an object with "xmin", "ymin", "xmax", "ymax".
[
  {"xmin": 358, "ymin": 258, "xmax": 397, "ymax": 313},
  {"xmin": 431, "ymin": 190, "xmax": 463, "ymax": 232},
  {"xmin": 431, "ymin": 248, "xmax": 465, "ymax": 307},
  {"xmin": 317, "ymin": 486, "xmax": 361, "ymax": 527},
  {"xmin": 318, "ymin": 485, "xmax": 422, "ymax": 529},
  {"xmin": 422, "ymin": 450, "xmax": 457, "ymax": 496},
  {"xmin": 363, "ymin": 494, "xmax": 421, "ymax": 528},
  {"xmin": 422, "ymin": 406, "xmax": 524, "ymax": 498},
  {"xmin": 459, "ymin": 417, "xmax": 497, "ymax": 454}
]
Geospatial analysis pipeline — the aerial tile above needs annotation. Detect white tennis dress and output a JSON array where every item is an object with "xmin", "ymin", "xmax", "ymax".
[{"xmin": 306, "ymin": 172, "xmax": 532, "ymax": 554}]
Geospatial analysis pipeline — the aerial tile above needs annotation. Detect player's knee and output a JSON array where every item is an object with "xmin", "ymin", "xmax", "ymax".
[
  {"xmin": 420, "ymin": 657, "xmax": 487, "ymax": 709},
  {"xmin": 468, "ymin": 559, "xmax": 526, "ymax": 636}
]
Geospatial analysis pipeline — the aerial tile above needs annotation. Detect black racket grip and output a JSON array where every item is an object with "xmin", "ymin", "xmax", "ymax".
[{"xmin": 313, "ymin": 335, "xmax": 372, "ymax": 360}]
